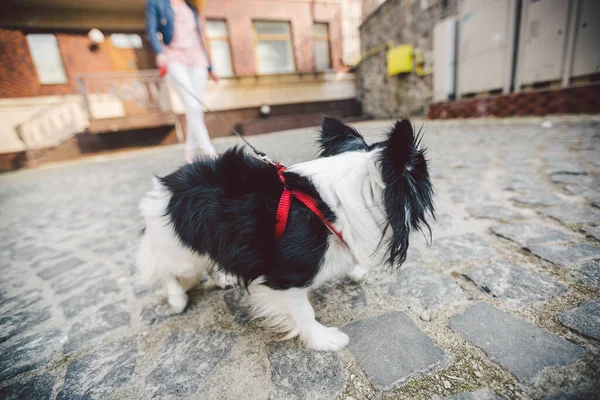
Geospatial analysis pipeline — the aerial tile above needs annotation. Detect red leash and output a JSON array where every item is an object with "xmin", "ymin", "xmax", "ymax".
[{"xmin": 274, "ymin": 164, "xmax": 345, "ymax": 244}]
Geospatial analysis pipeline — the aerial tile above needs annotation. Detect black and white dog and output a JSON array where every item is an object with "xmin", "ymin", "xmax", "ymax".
[{"xmin": 136, "ymin": 118, "xmax": 433, "ymax": 351}]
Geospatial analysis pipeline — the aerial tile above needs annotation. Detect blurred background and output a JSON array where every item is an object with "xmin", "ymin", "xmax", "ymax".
[{"xmin": 0, "ymin": 0, "xmax": 598, "ymax": 171}]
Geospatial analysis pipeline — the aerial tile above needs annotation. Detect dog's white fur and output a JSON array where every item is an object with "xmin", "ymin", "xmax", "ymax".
[{"xmin": 137, "ymin": 150, "xmax": 388, "ymax": 350}]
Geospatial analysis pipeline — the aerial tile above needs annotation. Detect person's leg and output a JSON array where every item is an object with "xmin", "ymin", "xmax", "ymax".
[
  {"xmin": 167, "ymin": 62, "xmax": 198, "ymax": 162},
  {"xmin": 188, "ymin": 66, "xmax": 217, "ymax": 158}
]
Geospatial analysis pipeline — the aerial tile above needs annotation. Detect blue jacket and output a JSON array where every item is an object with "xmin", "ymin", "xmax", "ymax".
[{"xmin": 146, "ymin": 0, "xmax": 212, "ymax": 70}]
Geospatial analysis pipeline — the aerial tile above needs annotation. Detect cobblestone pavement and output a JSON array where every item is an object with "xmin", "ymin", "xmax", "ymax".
[{"xmin": 1, "ymin": 117, "xmax": 599, "ymax": 400}]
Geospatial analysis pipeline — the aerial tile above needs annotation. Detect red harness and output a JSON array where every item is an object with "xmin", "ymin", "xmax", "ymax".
[{"xmin": 274, "ymin": 164, "xmax": 345, "ymax": 244}]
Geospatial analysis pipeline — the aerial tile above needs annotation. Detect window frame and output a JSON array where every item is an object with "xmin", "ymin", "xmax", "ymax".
[
  {"xmin": 312, "ymin": 22, "xmax": 332, "ymax": 71},
  {"xmin": 252, "ymin": 20, "xmax": 297, "ymax": 75},
  {"xmin": 205, "ymin": 19, "xmax": 235, "ymax": 78},
  {"xmin": 26, "ymin": 33, "xmax": 69, "ymax": 85}
]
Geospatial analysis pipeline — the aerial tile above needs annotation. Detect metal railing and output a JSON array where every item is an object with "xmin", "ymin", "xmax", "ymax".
[{"xmin": 76, "ymin": 70, "xmax": 173, "ymax": 120}]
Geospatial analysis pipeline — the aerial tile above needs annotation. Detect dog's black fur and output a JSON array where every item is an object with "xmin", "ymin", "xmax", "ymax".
[
  {"xmin": 160, "ymin": 147, "xmax": 335, "ymax": 289},
  {"xmin": 159, "ymin": 118, "xmax": 433, "ymax": 289}
]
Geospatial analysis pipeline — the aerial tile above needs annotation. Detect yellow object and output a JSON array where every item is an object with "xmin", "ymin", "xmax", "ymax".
[
  {"xmin": 386, "ymin": 45, "xmax": 414, "ymax": 76},
  {"xmin": 414, "ymin": 49, "xmax": 433, "ymax": 76}
]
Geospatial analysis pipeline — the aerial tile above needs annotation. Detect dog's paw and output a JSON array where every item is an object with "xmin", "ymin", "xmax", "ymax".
[
  {"xmin": 347, "ymin": 264, "xmax": 367, "ymax": 282},
  {"xmin": 209, "ymin": 271, "xmax": 236, "ymax": 289},
  {"xmin": 303, "ymin": 325, "xmax": 350, "ymax": 351},
  {"xmin": 168, "ymin": 293, "xmax": 188, "ymax": 313}
]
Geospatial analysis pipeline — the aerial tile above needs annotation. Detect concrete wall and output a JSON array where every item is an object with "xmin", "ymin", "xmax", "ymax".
[{"xmin": 358, "ymin": 0, "xmax": 457, "ymax": 119}]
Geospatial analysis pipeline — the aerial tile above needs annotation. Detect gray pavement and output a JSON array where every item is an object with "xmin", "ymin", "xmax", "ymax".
[{"xmin": 1, "ymin": 117, "xmax": 599, "ymax": 399}]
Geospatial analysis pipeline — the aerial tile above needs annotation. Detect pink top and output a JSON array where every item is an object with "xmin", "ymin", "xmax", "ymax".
[{"xmin": 163, "ymin": 1, "xmax": 208, "ymax": 68}]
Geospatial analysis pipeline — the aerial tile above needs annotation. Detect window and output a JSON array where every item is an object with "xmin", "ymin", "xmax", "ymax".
[
  {"xmin": 26, "ymin": 34, "xmax": 68, "ymax": 85},
  {"xmin": 206, "ymin": 20, "xmax": 234, "ymax": 78},
  {"xmin": 313, "ymin": 23, "xmax": 331, "ymax": 71},
  {"xmin": 110, "ymin": 34, "xmax": 143, "ymax": 49},
  {"xmin": 253, "ymin": 21, "xmax": 295, "ymax": 74}
]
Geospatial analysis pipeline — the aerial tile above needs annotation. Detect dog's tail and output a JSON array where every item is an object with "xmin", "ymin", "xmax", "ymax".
[{"xmin": 379, "ymin": 120, "xmax": 434, "ymax": 267}]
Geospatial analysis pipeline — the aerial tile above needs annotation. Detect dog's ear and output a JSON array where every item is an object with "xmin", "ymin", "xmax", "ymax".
[
  {"xmin": 379, "ymin": 119, "xmax": 434, "ymax": 267},
  {"xmin": 318, "ymin": 117, "xmax": 368, "ymax": 157}
]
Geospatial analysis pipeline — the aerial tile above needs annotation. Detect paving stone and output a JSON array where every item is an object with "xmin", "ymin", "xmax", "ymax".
[
  {"xmin": 546, "ymin": 160, "xmax": 588, "ymax": 175},
  {"xmin": 60, "ymin": 279, "xmax": 120, "ymax": 319},
  {"xmin": 574, "ymin": 259, "xmax": 600, "ymax": 287},
  {"xmin": 445, "ymin": 389, "xmax": 502, "ymax": 400},
  {"xmin": 64, "ymin": 301, "xmax": 131, "ymax": 353},
  {"xmin": 36, "ymin": 256, "xmax": 85, "ymax": 280},
  {"xmin": 224, "ymin": 289, "xmax": 253, "ymax": 325},
  {"xmin": 551, "ymin": 173, "xmax": 599, "ymax": 187},
  {"xmin": 344, "ymin": 312, "xmax": 449, "ymax": 390},
  {"xmin": 140, "ymin": 299, "xmax": 182, "ymax": 327},
  {"xmin": 541, "ymin": 206, "xmax": 600, "ymax": 225},
  {"xmin": 58, "ymin": 336, "xmax": 137, "ymax": 400},
  {"xmin": 504, "ymin": 176, "xmax": 547, "ymax": 192},
  {"xmin": 449, "ymin": 302, "xmax": 585, "ymax": 382},
  {"xmin": 0, "ymin": 289, "xmax": 42, "ymax": 315},
  {"xmin": 467, "ymin": 205, "xmax": 522, "ymax": 220},
  {"xmin": 582, "ymin": 226, "xmax": 600, "ymax": 242},
  {"xmin": 311, "ymin": 279, "xmax": 367, "ymax": 313},
  {"xmin": 544, "ymin": 386, "xmax": 600, "ymax": 400},
  {"xmin": 434, "ymin": 234, "xmax": 497, "ymax": 263},
  {"xmin": 526, "ymin": 243, "xmax": 600, "ymax": 268},
  {"xmin": 267, "ymin": 341, "xmax": 345, "ymax": 400},
  {"xmin": 0, "ymin": 307, "xmax": 52, "ymax": 344},
  {"xmin": 0, "ymin": 329, "xmax": 62, "ymax": 382},
  {"xmin": 465, "ymin": 263, "xmax": 566, "ymax": 303},
  {"xmin": 146, "ymin": 330, "xmax": 236, "ymax": 396},
  {"xmin": 0, "ymin": 373, "xmax": 55, "ymax": 400},
  {"xmin": 389, "ymin": 264, "xmax": 462, "ymax": 312},
  {"xmin": 202, "ymin": 338, "xmax": 270, "ymax": 400},
  {"xmin": 512, "ymin": 192, "xmax": 563, "ymax": 207},
  {"xmin": 491, "ymin": 222, "xmax": 576, "ymax": 247},
  {"xmin": 557, "ymin": 299, "xmax": 600, "ymax": 341},
  {"xmin": 50, "ymin": 262, "xmax": 105, "ymax": 295}
]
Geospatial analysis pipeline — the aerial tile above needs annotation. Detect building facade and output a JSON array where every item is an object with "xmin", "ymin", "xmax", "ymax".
[{"xmin": 0, "ymin": 0, "xmax": 363, "ymax": 169}]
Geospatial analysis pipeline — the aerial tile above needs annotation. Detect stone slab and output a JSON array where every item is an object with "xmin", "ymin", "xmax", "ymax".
[
  {"xmin": 526, "ymin": 243, "xmax": 600, "ymax": 268},
  {"xmin": 575, "ymin": 259, "xmax": 600, "ymax": 287},
  {"xmin": 344, "ymin": 312, "xmax": 448, "ymax": 390},
  {"xmin": 512, "ymin": 192, "xmax": 563, "ymax": 207},
  {"xmin": 267, "ymin": 341, "xmax": 345, "ymax": 400},
  {"xmin": 582, "ymin": 226, "xmax": 600, "ymax": 242},
  {"xmin": 541, "ymin": 206, "xmax": 600, "ymax": 226},
  {"xmin": 504, "ymin": 177, "xmax": 547, "ymax": 192},
  {"xmin": 390, "ymin": 265, "xmax": 462, "ymax": 312},
  {"xmin": 311, "ymin": 279, "xmax": 367, "ymax": 313},
  {"xmin": 491, "ymin": 223, "xmax": 576, "ymax": 247},
  {"xmin": 60, "ymin": 279, "xmax": 120, "ymax": 318},
  {"xmin": 64, "ymin": 301, "xmax": 130, "ymax": 353},
  {"xmin": 434, "ymin": 234, "xmax": 497, "ymax": 263},
  {"xmin": 145, "ymin": 330, "xmax": 236, "ymax": 396},
  {"xmin": 0, "ymin": 374, "xmax": 55, "ymax": 400},
  {"xmin": 465, "ymin": 263, "xmax": 566, "ymax": 303},
  {"xmin": 0, "ymin": 307, "xmax": 51, "ymax": 344},
  {"xmin": 58, "ymin": 336, "xmax": 137, "ymax": 399},
  {"xmin": 36, "ymin": 256, "xmax": 85, "ymax": 280},
  {"xmin": 449, "ymin": 302, "xmax": 585, "ymax": 382},
  {"xmin": 467, "ymin": 206, "xmax": 522, "ymax": 220},
  {"xmin": 445, "ymin": 389, "xmax": 503, "ymax": 400},
  {"xmin": 557, "ymin": 299, "xmax": 600, "ymax": 341},
  {"xmin": 0, "ymin": 329, "xmax": 62, "ymax": 382}
]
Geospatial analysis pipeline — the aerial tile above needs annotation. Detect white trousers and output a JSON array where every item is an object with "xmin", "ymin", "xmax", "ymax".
[{"xmin": 168, "ymin": 62, "xmax": 216, "ymax": 156}]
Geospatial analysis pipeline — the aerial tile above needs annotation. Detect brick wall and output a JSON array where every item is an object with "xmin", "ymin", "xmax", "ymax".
[
  {"xmin": 0, "ymin": 28, "xmax": 115, "ymax": 98},
  {"xmin": 205, "ymin": 0, "xmax": 344, "ymax": 75}
]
